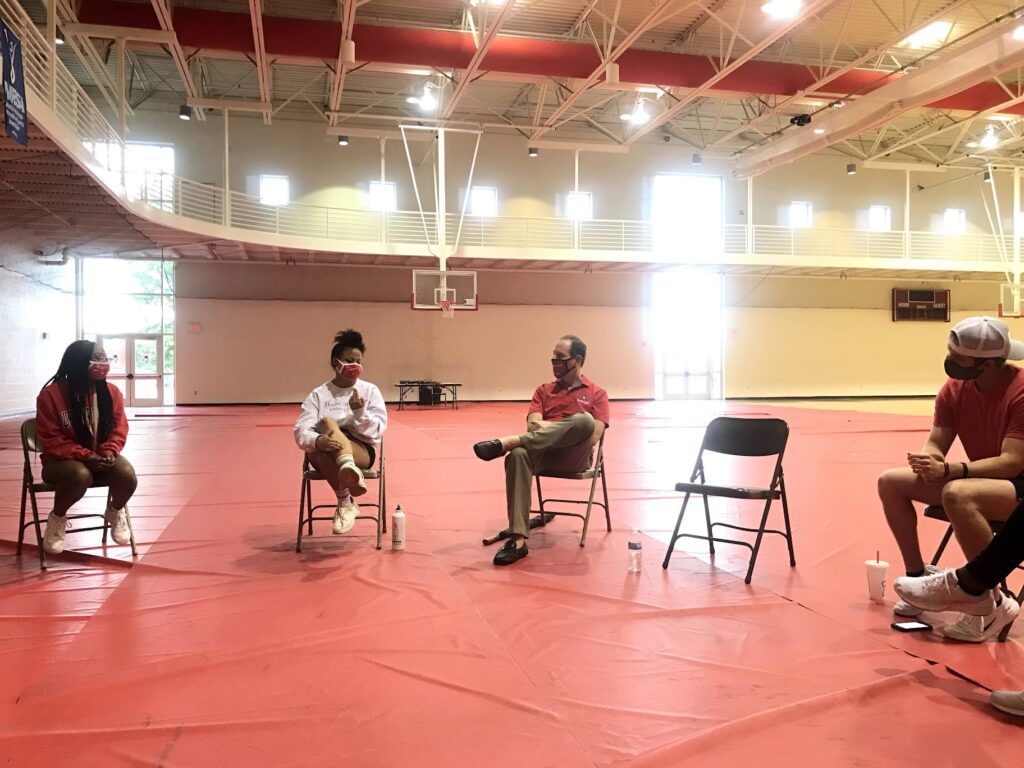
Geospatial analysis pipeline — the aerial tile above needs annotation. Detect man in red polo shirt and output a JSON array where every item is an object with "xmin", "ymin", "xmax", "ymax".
[{"xmin": 473, "ymin": 334, "xmax": 609, "ymax": 565}]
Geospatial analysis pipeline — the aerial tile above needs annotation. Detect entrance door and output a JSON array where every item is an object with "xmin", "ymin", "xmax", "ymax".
[
  {"xmin": 652, "ymin": 270, "xmax": 723, "ymax": 400},
  {"xmin": 98, "ymin": 334, "xmax": 164, "ymax": 406}
]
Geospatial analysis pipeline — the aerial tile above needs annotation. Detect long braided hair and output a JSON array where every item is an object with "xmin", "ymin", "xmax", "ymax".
[{"xmin": 44, "ymin": 340, "xmax": 115, "ymax": 448}]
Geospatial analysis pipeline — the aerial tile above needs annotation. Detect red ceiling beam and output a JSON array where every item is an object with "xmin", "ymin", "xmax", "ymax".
[{"xmin": 77, "ymin": 0, "xmax": 1015, "ymax": 115}]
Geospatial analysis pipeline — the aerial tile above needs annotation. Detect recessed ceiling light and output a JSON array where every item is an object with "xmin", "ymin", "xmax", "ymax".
[
  {"xmin": 761, "ymin": 0, "xmax": 801, "ymax": 19},
  {"xmin": 900, "ymin": 21, "xmax": 952, "ymax": 48}
]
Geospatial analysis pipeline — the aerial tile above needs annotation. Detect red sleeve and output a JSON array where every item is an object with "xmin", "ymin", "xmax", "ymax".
[
  {"xmin": 590, "ymin": 385, "xmax": 610, "ymax": 427},
  {"xmin": 98, "ymin": 384, "xmax": 128, "ymax": 455},
  {"xmin": 1004, "ymin": 391, "xmax": 1024, "ymax": 442},
  {"xmin": 35, "ymin": 387, "xmax": 93, "ymax": 461},
  {"xmin": 933, "ymin": 380, "xmax": 955, "ymax": 429},
  {"xmin": 528, "ymin": 385, "xmax": 547, "ymax": 417}
]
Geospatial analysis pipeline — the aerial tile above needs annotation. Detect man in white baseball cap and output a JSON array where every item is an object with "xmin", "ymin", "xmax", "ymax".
[{"xmin": 877, "ymin": 316, "xmax": 1024, "ymax": 642}]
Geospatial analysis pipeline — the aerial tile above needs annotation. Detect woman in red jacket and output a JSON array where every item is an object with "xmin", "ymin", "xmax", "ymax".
[{"xmin": 36, "ymin": 340, "xmax": 136, "ymax": 554}]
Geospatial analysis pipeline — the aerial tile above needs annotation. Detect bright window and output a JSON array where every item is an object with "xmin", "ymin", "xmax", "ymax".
[
  {"xmin": 868, "ymin": 205, "xmax": 891, "ymax": 232},
  {"xmin": 943, "ymin": 208, "xmax": 966, "ymax": 234},
  {"xmin": 653, "ymin": 174, "xmax": 722, "ymax": 254},
  {"xmin": 566, "ymin": 191, "xmax": 593, "ymax": 220},
  {"xmin": 369, "ymin": 181, "xmax": 397, "ymax": 212},
  {"xmin": 83, "ymin": 141, "xmax": 176, "ymax": 212},
  {"xmin": 788, "ymin": 201, "xmax": 812, "ymax": 229},
  {"xmin": 469, "ymin": 186, "xmax": 497, "ymax": 217},
  {"xmin": 259, "ymin": 175, "xmax": 290, "ymax": 207}
]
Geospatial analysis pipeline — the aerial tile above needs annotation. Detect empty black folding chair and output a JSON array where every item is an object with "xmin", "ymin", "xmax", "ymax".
[{"xmin": 663, "ymin": 416, "xmax": 794, "ymax": 584}]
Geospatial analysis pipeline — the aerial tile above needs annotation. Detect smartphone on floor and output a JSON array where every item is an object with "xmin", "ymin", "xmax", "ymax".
[{"xmin": 891, "ymin": 620, "xmax": 932, "ymax": 632}]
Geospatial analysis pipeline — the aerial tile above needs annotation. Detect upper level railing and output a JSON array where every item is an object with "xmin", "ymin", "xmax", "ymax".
[{"xmin": 0, "ymin": 0, "xmax": 1016, "ymax": 268}]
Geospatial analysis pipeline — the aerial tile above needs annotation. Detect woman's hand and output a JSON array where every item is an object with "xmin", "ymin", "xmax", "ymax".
[
  {"xmin": 84, "ymin": 453, "xmax": 113, "ymax": 472},
  {"xmin": 349, "ymin": 391, "xmax": 365, "ymax": 411},
  {"xmin": 315, "ymin": 435, "xmax": 345, "ymax": 453}
]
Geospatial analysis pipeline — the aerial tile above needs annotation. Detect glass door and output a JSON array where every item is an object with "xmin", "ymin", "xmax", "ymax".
[
  {"xmin": 98, "ymin": 334, "xmax": 164, "ymax": 406},
  {"xmin": 652, "ymin": 270, "xmax": 723, "ymax": 400}
]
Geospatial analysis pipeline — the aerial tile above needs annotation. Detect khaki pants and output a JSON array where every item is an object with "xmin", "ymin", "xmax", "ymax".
[{"xmin": 505, "ymin": 412, "xmax": 596, "ymax": 538}]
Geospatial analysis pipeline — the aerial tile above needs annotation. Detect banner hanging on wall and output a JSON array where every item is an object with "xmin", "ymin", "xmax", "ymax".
[{"xmin": 1, "ymin": 19, "xmax": 28, "ymax": 146}]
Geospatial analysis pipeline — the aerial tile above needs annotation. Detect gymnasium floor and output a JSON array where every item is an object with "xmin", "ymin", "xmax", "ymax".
[{"xmin": 0, "ymin": 399, "xmax": 1021, "ymax": 766}]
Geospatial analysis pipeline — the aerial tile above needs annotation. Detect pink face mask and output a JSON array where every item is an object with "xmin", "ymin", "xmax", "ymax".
[
  {"xmin": 88, "ymin": 361, "xmax": 110, "ymax": 380},
  {"xmin": 338, "ymin": 362, "xmax": 363, "ymax": 381}
]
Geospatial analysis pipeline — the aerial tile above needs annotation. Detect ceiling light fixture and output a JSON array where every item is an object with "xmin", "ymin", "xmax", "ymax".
[
  {"xmin": 692, "ymin": 153, "xmax": 702, "ymax": 165},
  {"xmin": 846, "ymin": 163, "xmax": 857, "ymax": 175},
  {"xmin": 1014, "ymin": 25, "xmax": 1024, "ymax": 41},
  {"xmin": 813, "ymin": 127, "xmax": 825, "ymax": 135},
  {"xmin": 178, "ymin": 105, "xmax": 192, "ymax": 121},
  {"xmin": 418, "ymin": 85, "xmax": 438, "ymax": 111},
  {"xmin": 981, "ymin": 125, "xmax": 999, "ymax": 149},
  {"xmin": 900, "ymin": 21, "xmax": 952, "ymax": 48},
  {"xmin": 55, "ymin": 29, "xmax": 65, "ymax": 45},
  {"xmin": 338, "ymin": 136, "xmax": 349, "ymax": 146},
  {"xmin": 620, "ymin": 98, "xmax": 650, "ymax": 124},
  {"xmin": 761, "ymin": 0, "xmax": 801, "ymax": 19},
  {"xmin": 984, "ymin": 170, "xmax": 993, "ymax": 182},
  {"xmin": 528, "ymin": 147, "xmax": 539, "ymax": 158}
]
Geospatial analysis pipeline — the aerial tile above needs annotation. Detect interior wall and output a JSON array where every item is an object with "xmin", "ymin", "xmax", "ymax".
[
  {"xmin": 176, "ymin": 263, "xmax": 1021, "ymax": 403},
  {"xmin": 175, "ymin": 299, "xmax": 651, "ymax": 404},
  {"xmin": 129, "ymin": 113, "xmax": 1015, "ymax": 235},
  {"xmin": 722, "ymin": 277, "xmax": 1020, "ymax": 398},
  {"xmin": 0, "ymin": 250, "xmax": 76, "ymax": 417}
]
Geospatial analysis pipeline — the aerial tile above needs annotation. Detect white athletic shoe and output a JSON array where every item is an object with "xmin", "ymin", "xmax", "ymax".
[
  {"xmin": 942, "ymin": 595, "xmax": 1020, "ymax": 643},
  {"xmin": 893, "ymin": 564, "xmax": 940, "ymax": 617},
  {"xmin": 894, "ymin": 568, "xmax": 996, "ymax": 616},
  {"xmin": 105, "ymin": 506, "xmax": 131, "ymax": 546},
  {"xmin": 333, "ymin": 496, "xmax": 359, "ymax": 535},
  {"xmin": 991, "ymin": 690, "xmax": 1024, "ymax": 717},
  {"xmin": 42, "ymin": 515, "xmax": 68, "ymax": 555},
  {"xmin": 339, "ymin": 462, "xmax": 368, "ymax": 498}
]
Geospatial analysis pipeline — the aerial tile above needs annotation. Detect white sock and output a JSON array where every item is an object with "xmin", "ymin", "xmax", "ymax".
[{"xmin": 336, "ymin": 490, "xmax": 351, "ymax": 504}]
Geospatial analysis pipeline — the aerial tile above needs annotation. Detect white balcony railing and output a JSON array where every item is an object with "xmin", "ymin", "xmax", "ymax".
[{"xmin": 0, "ymin": 0, "xmax": 1017, "ymax": 269}]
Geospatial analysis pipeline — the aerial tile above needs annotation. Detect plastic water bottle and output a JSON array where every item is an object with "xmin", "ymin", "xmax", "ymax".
[
  {"xmin": 627, "ymin": 540, "xmax": 642, "ymax": 573},
  {"xmin": 391, "ymin": 504, "xmax": 406, "ymax": 551}
]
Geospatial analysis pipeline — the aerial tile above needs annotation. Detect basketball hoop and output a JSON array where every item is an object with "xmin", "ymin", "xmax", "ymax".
[{"xmin": 439, "ymin": 300, "xmax": 455, "ymax": 319}]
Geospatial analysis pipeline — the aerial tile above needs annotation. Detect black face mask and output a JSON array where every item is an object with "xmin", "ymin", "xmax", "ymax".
[
  {"xmin": 552, "ymin": 357, "xmax": 577, "ymax": 380},
  {"xmin": 944, "ymin": 355, "xmax": 986, "ymax": 381}
]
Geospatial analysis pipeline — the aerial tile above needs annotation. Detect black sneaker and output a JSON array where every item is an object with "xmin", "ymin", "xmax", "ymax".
[
  {"xmin": 473, "ymin": 439, "xmax": 504, "ymax": 461},
  {"xmin": 493, "ymin": 539, "xmax": 528, "ymax": 566}
]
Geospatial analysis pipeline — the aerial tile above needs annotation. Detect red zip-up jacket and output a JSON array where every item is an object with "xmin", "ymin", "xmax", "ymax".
[{"xmin": 35, "ymin": 381, "xmax": 128, "ymax": 464}]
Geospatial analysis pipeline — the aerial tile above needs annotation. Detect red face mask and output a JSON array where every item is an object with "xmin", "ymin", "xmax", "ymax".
[
  {"xmin": 338, "ymin": 362, "xmax": 363, "ymax": 381},
  {"xmin": 88, "ymin": 362, "xmax": 110, "ymax": 380}
]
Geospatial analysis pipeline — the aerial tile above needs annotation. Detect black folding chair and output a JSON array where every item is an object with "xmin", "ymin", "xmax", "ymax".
[
  {"xmin": 17, "ymin": 418, "xmax": 138, "ymax": 570},
  {"xmin": 530, "ymin": 431, "xmax": 610, "ymax": 547},
  {"xmin": 925, "ymin": 505, "xmax": 1024, "ymax": 604},
  {"xmin": 663, "ymin": 416, "xmax": 794, "ymax": 584},
  {"xmin": 296, "ymin": 441, "xmax": 387, "ymax": 551}
]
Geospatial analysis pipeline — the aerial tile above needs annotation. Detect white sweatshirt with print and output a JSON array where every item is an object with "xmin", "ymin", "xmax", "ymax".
[{"xmin": 294, "ymin": 379, "xmax": 388, "ymax": 452}]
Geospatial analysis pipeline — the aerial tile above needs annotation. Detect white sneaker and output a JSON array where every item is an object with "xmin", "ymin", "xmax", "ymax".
[
  {"xmin": 942, "ymin": 595, "xmax": 1020, "ymax": 643},
  {"xmin": 339, "ymin": 462, "xmax": 368, "ymax": 498},
  {"xmin": 893, "ymin": 564, "xmax": 940, "ymax": 617},
  {"xmin": 332, "ymin": 496, "xmax": 359, "ymax": 535},
  {"xmin": 105, "ymin": 506, "xmax": 131, "ymax": 546},
  {"xmin": 991, "ymin": 690, "xmax": 1024, "ymax": 717},
  {"xmin": 894, "ymin": 568, "xmax": 996, "ymax": 616},
  {"xmin": 43, "ymin": 515, "xmax": 68, "ymax": 554}
]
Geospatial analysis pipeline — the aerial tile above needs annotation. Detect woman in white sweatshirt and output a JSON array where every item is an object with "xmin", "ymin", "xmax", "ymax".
[{"xmin": 294, "ymin": 329, "xmax": 388, "ymax": 535}]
